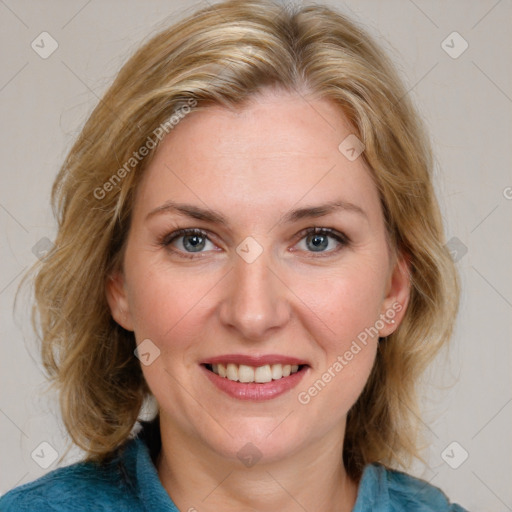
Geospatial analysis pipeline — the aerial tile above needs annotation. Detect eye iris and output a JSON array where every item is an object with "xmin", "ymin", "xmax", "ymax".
[
  {"xmin": 183, "ymin": 234, "xmax": 205, "ymax": 252},
  {"xmin": 307, "ymin": 233, "xmax": 329, "ymax": 251}
]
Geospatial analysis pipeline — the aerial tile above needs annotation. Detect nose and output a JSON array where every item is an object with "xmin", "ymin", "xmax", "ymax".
[{"xmin": 218, "ymin": 249, "xmax": 291, "ymax": 341}]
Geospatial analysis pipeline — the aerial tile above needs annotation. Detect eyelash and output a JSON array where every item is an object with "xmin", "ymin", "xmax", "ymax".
[
  {"xmin": 159, "ymin": 227, "xmax": 350, "ymax": 259},
  {"xmin": 293, "ymin": 227, "xmax": 350, "ymax": 256}
]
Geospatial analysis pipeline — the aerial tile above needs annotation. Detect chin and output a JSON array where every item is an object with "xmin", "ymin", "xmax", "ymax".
[{"xmin": 198, "ymin": 415, "xmax": 321, "ymax": 466}]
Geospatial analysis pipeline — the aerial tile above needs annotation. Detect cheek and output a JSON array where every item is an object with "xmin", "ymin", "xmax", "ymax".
[
  {"xmin": 291, "ymin": 263, "xmax": 384, "ymax": 408},
  {"xmin": 292, "ymin": 260, "xmax": 386, "ymax": 346},
  {"xmin": 125, "ymin": 259, "xmax": 215, "ymax": 348},
  {"xmin": 125, "ymin": 263, "xmax": 218, "ymax": 410}
]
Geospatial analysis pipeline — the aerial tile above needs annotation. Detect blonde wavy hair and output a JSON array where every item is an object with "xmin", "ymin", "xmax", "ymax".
[{"xmin": 26, "ymin": 0, "xmax": 459, "ymax": 479}]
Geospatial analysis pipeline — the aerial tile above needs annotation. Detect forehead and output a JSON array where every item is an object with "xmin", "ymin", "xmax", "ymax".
[{"xmin": 133, "ymin": 89, "xmax": 381, "ymax": 223}]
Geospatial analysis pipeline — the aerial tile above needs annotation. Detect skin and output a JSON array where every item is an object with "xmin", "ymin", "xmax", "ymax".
[{"xmin": 107, "ymin": 87, "xmax": 410, "ymax": 512}]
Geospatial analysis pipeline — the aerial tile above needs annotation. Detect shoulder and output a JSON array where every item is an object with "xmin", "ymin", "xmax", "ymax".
[
  {"xmin": 383, "ymin": 466, "xmax": 468, "ymax": 511},
  {"xmin": 0, "ymin": 443, "xmax": 140, "ymax": 512},
  {"xmin": 356, "ymin": 463, "xmax": 469, "ymax": 512}
]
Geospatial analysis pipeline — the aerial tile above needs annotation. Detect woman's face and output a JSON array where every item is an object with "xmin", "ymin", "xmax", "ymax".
[{"xmin": 107, "ymin": 89, "xmax": 409, "ymax": 464}]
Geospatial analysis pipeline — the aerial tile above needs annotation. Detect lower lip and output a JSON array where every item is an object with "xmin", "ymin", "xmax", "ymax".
[{"xmin": 201, "ymin": 365, "xmax": 308, "ymax": 401}]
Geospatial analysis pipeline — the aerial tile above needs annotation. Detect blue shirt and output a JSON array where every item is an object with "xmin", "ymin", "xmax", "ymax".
[{"xmin": 1, "ymin": 433, "xmax": 468, "ymax": 511}]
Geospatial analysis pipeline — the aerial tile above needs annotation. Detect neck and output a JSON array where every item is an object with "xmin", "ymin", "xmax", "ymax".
[{"xmin": 156, "ymin": 419, "xmax": 359, "ymax": 512}]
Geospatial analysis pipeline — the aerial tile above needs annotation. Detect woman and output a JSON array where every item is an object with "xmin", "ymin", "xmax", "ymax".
[{"xmin": 1, "ymin": 0, "xmax": 468, "ymax": 510}]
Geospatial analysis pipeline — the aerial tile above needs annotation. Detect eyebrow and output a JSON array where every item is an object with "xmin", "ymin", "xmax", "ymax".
[
  {"xmin": 146, "ymin": 201, "xmax": 228, "ymax": 224},
  {"xmin": 146, "ymin": 199, "xmax": 367, "ymax": 225},
  {"xmin": 281, "ymin": 200, "xmax": 367, "ymax": 223}
]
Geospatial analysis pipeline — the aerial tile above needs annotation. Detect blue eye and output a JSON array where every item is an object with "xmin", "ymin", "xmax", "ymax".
[
  {"xmin": 306, "ymin": 232, "xmax": 329, "ymax": 251},
  {"xmin": 296, "ymin": 228, "xmax": 348, "ymax": 253},
  {"xmin": 181, "ymin": 233, "xmax": 207, "ymax": 252},
  {"xmin": 163, "ymin": 229, "xmax": 216, "ymax": 254},
  {"xmin": 160, "ymin": 226, "xmax": 349, "ymax": 259}
]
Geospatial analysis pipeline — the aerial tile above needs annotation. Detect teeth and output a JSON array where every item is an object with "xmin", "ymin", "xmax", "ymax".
[
  {"xmin": 210, "ymin": 363, "xmax": 302, "ymax": 383},
  {"xmin": 271, "ymin": 364, "xmax": 282, "ymax": 380},
  {"xmin": 238, "ymin": 364, "xmax": 254, "ymax": 383},
  {"xmin": 226, "ymin": 363, "xmax": 238, "ymax": 381},
  {"xmin": 254, "ymin": 365, "xmax": 272, "ymax": 383}
]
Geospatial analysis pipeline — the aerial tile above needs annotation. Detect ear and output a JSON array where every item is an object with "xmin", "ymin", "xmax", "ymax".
[
  {"xmin": 106, "ymin": 271, "xmax": 135, "ymax": 331},
  {"xmin": 378, "ymin": 252, "xmax": 411, "ymax": 337}
]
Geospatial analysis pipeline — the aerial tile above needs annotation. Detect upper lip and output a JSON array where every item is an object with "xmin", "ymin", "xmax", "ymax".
[{"xmin": 202, "ymin": 354, "xmax": 309, "ymax": 367}]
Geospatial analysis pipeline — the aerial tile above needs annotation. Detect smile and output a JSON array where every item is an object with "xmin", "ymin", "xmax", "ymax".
[
  {"xmin": 201, "ymin": 356, "xmax": 309, "ymax": 400},
  {"xmin": 205, "ymin": 363, "xmax": 303, "ymax": 383}
]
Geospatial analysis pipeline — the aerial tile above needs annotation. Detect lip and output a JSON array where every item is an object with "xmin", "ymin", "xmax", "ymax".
[
  {"xmin": 201, "ymin": 363, "xmax": 309, "ymax": 401},
  {"xmin": 202, "ymin": 354, "xmax": 309, "ymax": 366}
]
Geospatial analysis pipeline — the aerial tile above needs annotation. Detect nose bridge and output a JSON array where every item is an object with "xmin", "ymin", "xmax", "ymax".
[{"xmin": 219, "ymin": 245, "xmax": 290, "ymax": 339}]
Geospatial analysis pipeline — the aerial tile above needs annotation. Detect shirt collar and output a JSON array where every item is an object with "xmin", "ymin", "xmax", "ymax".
[
  {"xmin": 352, "ymin": 463, "xmax": 390, "ymax": 511},
  {"xmin": 130, "ymin": 436, "xmax": 181, "ymax": 511}
]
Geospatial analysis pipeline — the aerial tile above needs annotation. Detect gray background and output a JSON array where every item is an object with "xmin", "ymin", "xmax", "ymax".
[{"xmin": 1, "ymin": 1, "xmax": 511, "ymax": 510}]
